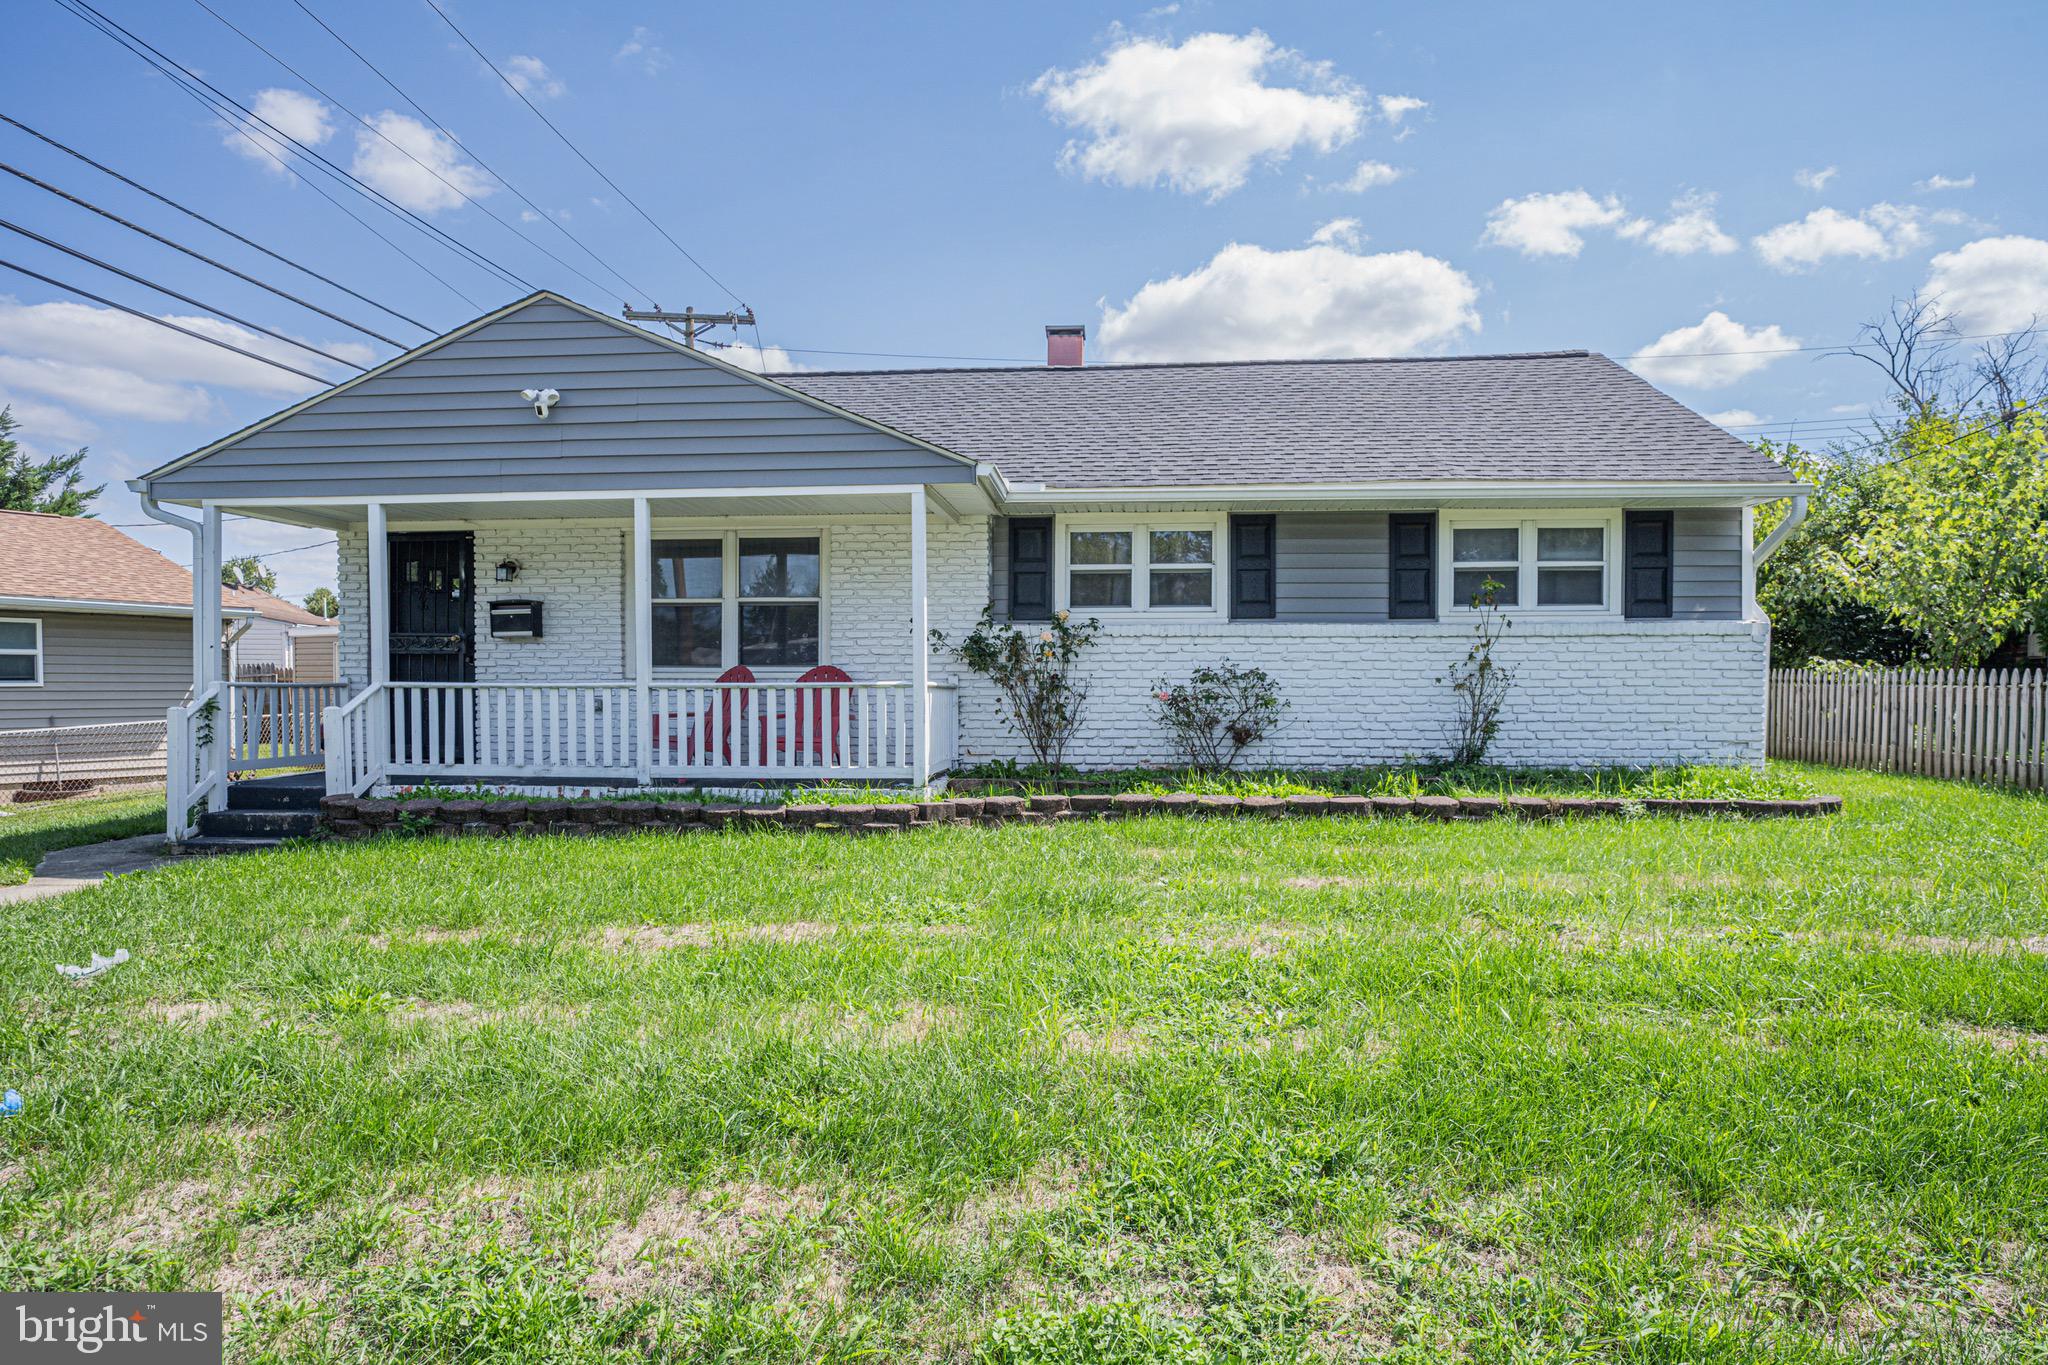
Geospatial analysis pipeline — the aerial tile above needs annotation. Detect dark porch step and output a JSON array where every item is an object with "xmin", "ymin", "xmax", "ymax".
[
  {"xmin": 199, "ymin": 809, "xmax": 318, "ymax": 839},
  {"xmin": 228, "ymin": 775, "xmax": 326, "ymax": 811},
  {"xmin": 178, "ymin": 834, "xmax": 295, "ymax": 856}
]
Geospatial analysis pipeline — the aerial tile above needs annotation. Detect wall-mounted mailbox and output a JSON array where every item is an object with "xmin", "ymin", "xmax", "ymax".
[{"xmin": 488, "ymin": 599, "xmax": 543, "ymax": 640}]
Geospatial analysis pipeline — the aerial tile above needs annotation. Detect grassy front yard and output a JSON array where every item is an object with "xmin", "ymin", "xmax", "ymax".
[
  {"xmin": 1, "ymin": 765, "xmax": 2044, "ymax": 1362},
  {"xmin": 0, "ymin": 790, "xmax": 164, "ymax": 885}
]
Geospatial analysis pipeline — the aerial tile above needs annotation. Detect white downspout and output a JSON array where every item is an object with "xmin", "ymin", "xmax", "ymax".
[
  {"xmin": 1748, "ymin": 492, "xmax": 1807, "ymax": 772},
  {"xmin": 1751, "ymin": 493, "xmax": 1808, "ymax": 569},
  {"xmin": 130, "ymin": 483, "xmax": 207, "ymax": 689}
]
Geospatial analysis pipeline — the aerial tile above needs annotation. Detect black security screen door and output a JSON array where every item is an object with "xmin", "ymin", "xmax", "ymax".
[{"xmin": 389, "ymin": 532, "xmax": 475, "ymax": 683}]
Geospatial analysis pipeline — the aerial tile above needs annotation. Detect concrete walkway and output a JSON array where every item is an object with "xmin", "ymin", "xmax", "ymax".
[{"xmin": 0, "ymin": 834, "xmax": 177, "ymax": 906}]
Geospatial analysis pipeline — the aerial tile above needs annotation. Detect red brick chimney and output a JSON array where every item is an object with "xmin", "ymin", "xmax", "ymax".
[{"xmin": 1045, "ymin": 324, "xmax": 1085, "ymax": 367}]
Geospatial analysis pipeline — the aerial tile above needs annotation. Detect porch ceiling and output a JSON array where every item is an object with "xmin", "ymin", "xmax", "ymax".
[{"xmin": 210, "ymin": 486, "xmax": 992, "ymax": 530}]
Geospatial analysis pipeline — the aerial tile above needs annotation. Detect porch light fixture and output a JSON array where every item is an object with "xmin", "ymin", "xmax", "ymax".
[{"xmin": 495, "ymin": 559, "xmax": 522, "ymax": 582}]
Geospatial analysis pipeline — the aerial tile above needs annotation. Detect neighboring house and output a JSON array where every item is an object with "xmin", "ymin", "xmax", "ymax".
[
  {"xmin": 229, "ymin": 590, "xmax": 340, "ymax": 681},
  {"xmin": 0, "ymin": 510, "xmax": 256, "ymax": 793},
  {"xmin": 129, "ymin": 291, "xmax": 1807, "ymax": 807}
]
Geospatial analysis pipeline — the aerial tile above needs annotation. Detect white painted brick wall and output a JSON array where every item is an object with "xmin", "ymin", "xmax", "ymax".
[
  {"xmin": 951, "ymin": 619, "xmax": 1771, "ymax": 769},
  {"xmin": 337, "ymin": 516, "xmax": 1768, "ymax": 770}
]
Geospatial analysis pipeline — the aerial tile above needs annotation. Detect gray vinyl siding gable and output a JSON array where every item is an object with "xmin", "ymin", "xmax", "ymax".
[
  {"xmin": 1274, "ymin": 512, "xmax": 1388, "ymax": 622},
  {"xmin": 1672, "ymin": 508, "xmax": 1745, "ymax": 620},
  {"xmin": 150, "ymin": 302, "xmax": 974, "ymax": 501},
  {"xmin": 0, "ymin": 611, "xmax": 192, "ymax": 730}
]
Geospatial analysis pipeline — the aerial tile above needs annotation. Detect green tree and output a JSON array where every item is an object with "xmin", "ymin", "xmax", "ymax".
[
  {"xmin": 1834, "ymin": 410, "xmax": 2048, "ymax": 666},
  {"xmin": 303, "ymin": 587, "xmax": 339, "ymax": 618},
  {"xmin": 0, "ymin": 406, "xmax": 102, "ymax": 515},
  {"xmin": 221, "ymin": 556, "xmax": 278, "ymax": 594}
]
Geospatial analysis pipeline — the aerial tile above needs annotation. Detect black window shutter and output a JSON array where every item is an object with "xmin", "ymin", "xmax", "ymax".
[
  {"xmin": 1624, "ymin": 511, "xmax": 1674, "ymax": 618},
  {"xmin": 1008, "ymin": 516, "xmax": 1053, "ymax": 621},
  {"xmin": 1387, "ymin": 512, "xmax": 1436, "ymax": 620},
  {"xmin": 1230, "ymin": 514, "xmax": 1276, "ymax": 620}
]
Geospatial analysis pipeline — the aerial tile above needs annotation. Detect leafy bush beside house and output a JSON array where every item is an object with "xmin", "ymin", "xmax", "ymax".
[
  {"xmin": 1150, "ymin": 663, "xmax": 1287, "ymax": 772},
  {"xmin": 932, "ymin": 607, "xmax": 1101, "ymax": 772}
]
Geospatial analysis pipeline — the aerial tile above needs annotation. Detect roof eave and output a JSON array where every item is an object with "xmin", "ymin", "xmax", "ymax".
[{"xmin": 993, "ymin": 478, "xmax": 1812, "ymax": 507}]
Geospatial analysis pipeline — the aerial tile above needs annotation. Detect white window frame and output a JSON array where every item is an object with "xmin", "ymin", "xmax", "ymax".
[
  {"xmin": 647, "ymin": 526, "xmax": 829, "ymax": 676},
  {"xmin": 1439, "ymin": 510, "xmax": 1622, "ymax": 617},
  {"xmin": 0, "ymin": 617, "xmax": 41, "ymax": 687},
  {"xmin": 1052, "ymin": 514, "xmax": 1228, "ymax": 621}
]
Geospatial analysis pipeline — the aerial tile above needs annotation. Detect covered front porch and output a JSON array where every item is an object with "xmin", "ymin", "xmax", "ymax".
[{"xmin": 162, "ymin": 483, "xmax": 974, "ymax": 839}]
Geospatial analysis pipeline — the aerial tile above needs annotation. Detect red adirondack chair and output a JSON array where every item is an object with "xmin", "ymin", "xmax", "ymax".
[
  {"xmin": 653, "ymin": 664, "xmax": 759, "ymax": 765},
  {"xmin": 783, "ymin": 664, "xmax": 851, "ymax": 765}
]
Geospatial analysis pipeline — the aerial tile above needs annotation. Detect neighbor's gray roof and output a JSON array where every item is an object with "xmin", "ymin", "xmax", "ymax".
[{"xmin": 778, "ymin": 350, "xmax": 1794, "ymax": 488}]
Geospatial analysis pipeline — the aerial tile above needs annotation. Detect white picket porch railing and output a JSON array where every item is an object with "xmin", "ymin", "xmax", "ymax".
[
  {"xmin": 226, "ymin": 681, "xmax": 351, "ymax": 772},
  {"xmin": 165, "ymin": 681, "xmax": 225, "ymax": 840},
  {"xmin": 321, "ymin": 679, "xmax": 958, "ymax": 793}
]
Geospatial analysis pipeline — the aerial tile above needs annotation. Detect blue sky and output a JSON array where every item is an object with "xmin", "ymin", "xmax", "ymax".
[{"xmin": 6, "ymin": 0, "xmax": 2045, "ymax": 601}]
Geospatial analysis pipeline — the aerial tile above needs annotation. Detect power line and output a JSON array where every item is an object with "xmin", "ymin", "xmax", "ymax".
[
  {"xmin": 0, "ymin": 256, "xmax": 331, "ymax": 383},
  {"xmin": 425, "ymin": 0, "xmax": 749, "ymax": 310},
  {"xmin": 0, "ymin": 216, "xmax": 367, "ymax": 371},
  {"xmin": 189, "ymin": 0, "xmax": 621, "ymax": 302},
  {"xmin": 52, "ymin": 0, "xmax": 529, "ymax": 298},
  {"xmin": 0, "ymin": 113, "xmax": 436, "ymax": 334},
  {"xmin": 0, "ymin": 161, "xmax": 406, "ymax": 347},
  {"xmin": 285, "ymin": 0, "xmax": 657, "ymax": 306}
]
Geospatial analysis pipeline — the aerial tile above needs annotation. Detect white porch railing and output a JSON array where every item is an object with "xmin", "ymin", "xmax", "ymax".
[
  {"xmin": 321, "ymin": 679, "xmax": 958, "ymax": 793},
  {"xmin": 166, "ymin": 681, "xmax": 225, "ymax": 840},
  {"xmin": 227, "ymin": 681, "xmax": 351, "ymax": 772}
]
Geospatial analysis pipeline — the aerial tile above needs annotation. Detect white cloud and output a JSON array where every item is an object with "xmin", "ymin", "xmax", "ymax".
[
  {"xmin": 1615, "ymin": 191, "xmax": 1738, "ymax": 256},
  {"xmin": 1794, "ymin": 166, "xmax": 1838, "ymax": 192},
  {"xmin": 221, "ymin": 88, "xmax": 334, "ymax": 173},
  {"xmin": 1330, "ymin": 159, "xmax": 1404, "ymax": 192},
  {"xmin": 1308, "ymin": 217, "xmax": 1363, "ymax": 248},
  {"xmin": 1628, "ymin": 311, "xmax": 1798, "ymax": 390},
  {"xmin": 1481, "ymin": 190, "xmax": 1627, "ymax": 258},
  {"xmin": 1704, "ymin": 409, "xmax": 1766, "ymax": 427},
  {"xmin": 1032, "ymin": 30, "xmax": 1365, "ymax": 199},
  {"xmin": 1098, "ymin": 238, "xmax": 1480, "ymax": 362},
  {"xmin": 708, "ymin": 339, "xmax": 806, "ymax": 374},
  {"xmin": 1375, "ymin": 93, "xmax": 1426, "ymax": 138},
  {"xmin": 1752, "ymin": 203, "xmax": 1927, "ymax": 271},
  {"xmin": 0, "ymin": 295, "xmax": 363, "ymax": 424},
  {"xmin": 503, "ymin": 55, "xmax": 566, "ymax": 99},
  {"xmin": 614, "ymin": 26, "xmax": 669, "ymax": 74},
  {"xmin": 0, "ymin": 396, "xmax": 97, "ymax": 446},
  {"xmin": 1914, "ymin": 173, "xmax": 1975, "ymax": 192},
  {"xmin": 350, "ymin": 112, "xmax": 497, "ymax": 214},
  {"xmin": 1923, "ymin": 236, "xmax": 2048, "ymax": 333}
]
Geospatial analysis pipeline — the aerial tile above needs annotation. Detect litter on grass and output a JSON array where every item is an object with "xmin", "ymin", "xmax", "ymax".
[
  {"xmin": 1, "ymin": 1089, "xmax": 20, "ymax": 1116},
  {"xmin": 57, "ymin": 948, "xmax": 129, "ymax": 981}
]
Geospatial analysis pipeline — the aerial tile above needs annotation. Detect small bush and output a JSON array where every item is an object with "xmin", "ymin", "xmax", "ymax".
[
  {"xmin": 933, "ymin": 608, "xmax": 1101, "ymax": 772},
  {"xmin": 1150, "ymin": 663, "xmax": 1288, "ymax": 772}
]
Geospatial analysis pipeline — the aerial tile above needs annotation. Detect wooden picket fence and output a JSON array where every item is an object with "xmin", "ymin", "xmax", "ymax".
[{"xmin": 1768, "ymin": 667, "xmax": 2048, "ymax": 789}]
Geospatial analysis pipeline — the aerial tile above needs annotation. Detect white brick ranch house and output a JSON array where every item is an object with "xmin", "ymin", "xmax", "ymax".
[{"xmin": 129, "ymin": 293, "xmax": 1808, "ymax": 836}]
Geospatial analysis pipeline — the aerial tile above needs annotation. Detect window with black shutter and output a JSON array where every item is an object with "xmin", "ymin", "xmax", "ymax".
[
  {"xmin": 1008, "ymin": 516, "xmax": 1053, "ymax": 620},
  {"xmin": 1388, "ymin": 512, "xmax": 1436, "ymax": 620},
  {"xmin": 1624, "ymin": 511, "xmax": 1674, "ymax": 618},
  {"xmin": 1230, "ymin": 514, "xmax": 1276, "ymax": 619}
]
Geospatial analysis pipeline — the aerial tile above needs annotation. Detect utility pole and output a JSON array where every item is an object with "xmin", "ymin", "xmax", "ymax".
[{"xmin": 621, "ymin": 304, "xmax": 755, "ymax": 350}]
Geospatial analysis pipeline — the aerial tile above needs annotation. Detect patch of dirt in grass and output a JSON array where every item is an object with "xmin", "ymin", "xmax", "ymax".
[
  {"xmin": 781, "ymin": 1000, "xmax": 965, "ymax": 1047},
  {"xmin": 1796, "ymin": 931, "xmax": 2048, "ymax": 958},
  {"xmin": 1281, "ymin": 875, "xmax": 1366, "ymax": 891},
  {"xmin": 1946, "ymin": 1023, "xmax": 2048, "ymax": 1059},
  {"xmin": 0, "ymin": 1163, "xmax": 25, "ymax": 1191},
  {"xmin": 585, "ymin": 1182, "xmax": 828, "ymax": 1306},
  {"xmin": 110, "ymin": 1178, "xmax": 217, "ymax": 1251},
  {"xmin": 388, "ymin": 998, "xmax": 584, "ymax": 1028},
  {"xmin": 1270, "ymin": 1233, "xmax": 1393, "ymax": 1353},
  {"xmin": 211, "ymin": 1224, "xmax": 317, "ymax": 1308},
  {"xmin": 1160, "ymin": 922, "xmax": 1327, "ymax": 958},
  {"xmin": 600, "ymin": 920, "xmax": 838, "ymax": 951},
  {"xmin": 146, "ymin": 999, "xmax": 235, "ymax": 1026},
  {"xmin": 952, "ymin": 1159, "xmax": 1090, "ymax": 1243},
  {"xmin": 1062, "ymin": 1026, "xmax": 1150, "ymax": 1057}
]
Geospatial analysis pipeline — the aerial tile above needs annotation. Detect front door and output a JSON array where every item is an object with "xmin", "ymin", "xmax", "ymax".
[{"xmin": 388, "ymin": 533, "xmax": 474, "ymax": 766}]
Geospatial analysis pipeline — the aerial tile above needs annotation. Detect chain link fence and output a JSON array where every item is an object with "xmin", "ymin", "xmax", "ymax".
[{"xmin": 0, "ymin": 720, "xmax": 168, "ymax": 801}]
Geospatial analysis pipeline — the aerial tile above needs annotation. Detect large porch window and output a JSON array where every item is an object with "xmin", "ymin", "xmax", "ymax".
[{"xmin": 651, "ymin": 531, "xmax": 823, "ymax": 670}]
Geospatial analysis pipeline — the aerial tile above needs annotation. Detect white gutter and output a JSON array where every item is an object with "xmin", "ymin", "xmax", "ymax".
[
  {"xmin": 1751, "ymin": 493, "xmax": 1809, "ymax": 567},
  {"xmin": 994, "ymin": 479, "xmax": 1815, "ymax": 507},
  {"xmin": 0, "ymin": 594, "xmax": 254, "ymax": 619}
]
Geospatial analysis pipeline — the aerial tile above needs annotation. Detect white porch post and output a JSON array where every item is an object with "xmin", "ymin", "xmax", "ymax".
[
  {"xmin": 198, "ymin": 505, "xmax": 226, "ymax": 811},
  {"xmin": 632, "ymin": 496, "xmax": 653, "ymax": 784},
  {"xmin": 366, "ymin": 502, "xmax": 390, "ymax": 778},
  {"xmin": 910, "ymin": 485, "xmax": 930, "ymax": 789}
]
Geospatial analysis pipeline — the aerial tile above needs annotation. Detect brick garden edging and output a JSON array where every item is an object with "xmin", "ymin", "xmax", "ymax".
[{"xmin": 318, "ymin": 792, "xmax": 1842, "ymax": 840}]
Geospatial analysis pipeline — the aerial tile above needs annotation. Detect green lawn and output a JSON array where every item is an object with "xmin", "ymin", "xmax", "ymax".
[
  {"xmin": 0, "ymin": 790, "xmax": 165, "ymax": 885},
  {"xmin": 1, "ymin": 765, "xmax": 2044, "ymax": 1362}
]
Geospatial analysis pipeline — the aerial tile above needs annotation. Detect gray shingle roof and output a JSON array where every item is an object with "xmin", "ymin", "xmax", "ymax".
[{"xmin": 778, "ymin": 351, "xmax": 1794, "ymax": 488}]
